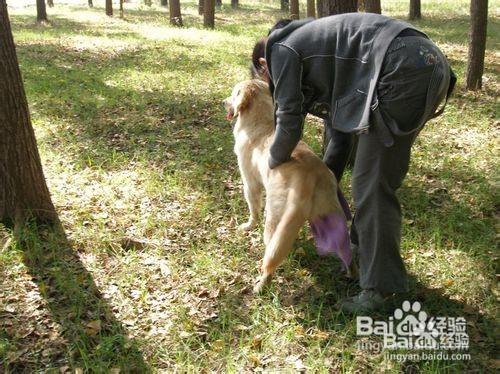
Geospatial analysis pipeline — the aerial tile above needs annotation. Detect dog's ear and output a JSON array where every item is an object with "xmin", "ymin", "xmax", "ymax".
[{"xmin": 234, "ymin": 83, "xmax": 257, "ymax": 114}]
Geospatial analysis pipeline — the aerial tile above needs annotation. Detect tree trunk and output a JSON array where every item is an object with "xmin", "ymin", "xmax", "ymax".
[
  {"xmin": 216, "ymin": 0, "xmax": 221, "ymax": 7},
  {"xmin": 281, "ymin": 0, "xmax": 289, "ymax": 12},
  {"xmin": 169, "ymin": 0, "xmax": 183, "ymax": 26},
  {"xmin": 231, "ymin": 0, "xmax": 238, "ymax": 8},
  {"xmin": 198, "ymin": 0, "xmax": 204, "ymax": 15},
  {"xmin": 145, "ymin": 0, "xmax": 152, "ymax": 6},
  {"xmin": 161, "ymin": 0, "xmax": 168, "ymax": 6},
  {"xmin": 47, "ymin": 0, "xmax": 54, "ymax": 8},
  {"xmin": 290, "ymin": 0, "xmax": 299, "ymax": 19},
  {"xmin": 317, "ymin": 0, "xmax": 357, "ymax": 17},
  {"xmin": 364, "ymin": 0, "xmax": 380, "ymax": 13},
  {"xmin": 120, "ymin": 0, "xmax": 124, "ymax": 18},
  {"xmin": 307, "ymin": 0, "xmax": 316, "ymax": 17},
  {"xmin": 466, "ymin": 0, "xmax": 488, "ymax": 90},
  {"xmin": 105, "ymin": 0, "xmax": 113, "ymax": 16},
  {"xmin": 204, "ymin": 0, "xmax": 215, "ymax": 28},
  {"xmin": 36, "ymin": 0, "xmax": 47, "ymax": 22},
  {"xmin": 88, "ymin": 0, "xmax": 93, "ymax": 8},
  {"xmin": 0, "ymin": 0, "xmax": 58, "ymax": 226},
  {"xmin": 409, "ymin": 0, "xmax": 421, "ymax": 20}
]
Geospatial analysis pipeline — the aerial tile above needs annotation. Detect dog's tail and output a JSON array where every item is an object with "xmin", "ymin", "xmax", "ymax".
[{"xmin": 310, "ymin": 213, "xmax": 352, "ymax": 269}]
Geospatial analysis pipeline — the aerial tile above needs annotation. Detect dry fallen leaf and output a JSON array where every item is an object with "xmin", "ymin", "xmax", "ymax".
[{"xmin": 85, "ymin": 320, "xmax": 101, "ymax": 336}]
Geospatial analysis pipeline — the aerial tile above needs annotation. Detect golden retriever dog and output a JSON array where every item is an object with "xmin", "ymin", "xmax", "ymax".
[{"xmin": 224, "ymin": 79, "xmax": 353, "ymax": 293}]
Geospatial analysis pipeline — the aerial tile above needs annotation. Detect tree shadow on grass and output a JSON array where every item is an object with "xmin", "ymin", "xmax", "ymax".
[{"xmin": 4, "ymin": 222, "xmax": 148, "ymax": 372}]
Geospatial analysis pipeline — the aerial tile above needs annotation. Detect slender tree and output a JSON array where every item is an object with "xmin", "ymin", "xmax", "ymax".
[
  {"xmin": 307, "ymin": 0, "xmax": 316, "ymax": 17},
  {"xmin": 161, "ymin": 0, "xmax": 168, "ymax": 6},
  {"xmin": 0, "ymin": 0, "xmax": 58, "ymax": 226},
  {"xmin": 169, "ymin": 0, "xmax": 183, "ymax": 26},
  {"xmin": 198, "ymin": 0, "xmax": 204, "ymax": 15},
  {"xmin": 88, "ymin": 0, "xmax": 93, "ymax": 7},
  {"xmin": 290, "ymin": 0, "xmax": 299, "ymax": 19},
  {"xmin": 120, "ymin": 0, "xmax": 124, "ymax": 18},
  {"xmin": 231, "ymin": 0, "xmax": 238, "ymax": 8},
  {"xmin": 47, "ymin": 0, "xmax": 54, "ymax": 8},
  {"xmin": 409, "ymin": 0, "xmax": 421, "ymax": 20},
  {"xmin": 216, "ymin": 0, "xmax": 221, "ymax": 7},
  {"xmin": 145, "ymin": 0, "xmax": 152, "ymax": 6},
  {"xmin": 317, "ymin": 0, "xmax": 357, "ymax": 17},
  {"xmin": 364, "ymin": 0, "xmax": 381, "ymax": 13},
  {"xmin": 466, "ymin": 0, "xmax": 488, "ymax": 90},
  {"xmin": 36, "ymin": 0, "xmax": 48, "ymax": 22},
  {"xmin": 105, "ymin": 0, "xmax": 113, "ymax": 16},
  {"xmin": 281, "ymin": 0, "xmax": 289, "ymax": 12}
]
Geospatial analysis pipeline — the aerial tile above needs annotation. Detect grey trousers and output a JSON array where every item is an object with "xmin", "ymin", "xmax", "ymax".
[{"xmin": 324, "ymin": 34, "xmax": 451, "ymax": 294}]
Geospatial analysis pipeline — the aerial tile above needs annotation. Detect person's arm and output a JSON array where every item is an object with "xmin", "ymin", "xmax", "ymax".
[{"xmin": 268, "ymin": 44, "xmax": 305, "ymax": 169}]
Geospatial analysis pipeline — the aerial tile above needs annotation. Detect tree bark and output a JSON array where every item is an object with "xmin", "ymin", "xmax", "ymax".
[
  {"xmin": 0, "ymin": 0, "xmax": 57, "ymax": 226},
  {"xmin": 231, "ymin": 0, "xmax": 238, "ymax": 8},
  {"xmin": 364, "ymin": 0, "xmax": 380, "ymax": 13},
  {"xmin": 204, "ymin": 0, "xmax": 215, "ymax": 28},
  {"xmin": 281, "ymin": 0, "xmax": 289, "ymax": 12},
  {"xmin": 466, "ymin": 0, "xmax": 488, "ymax": 90},
  {"xmin": 120, "ymin": 0, "xmax": 124, "ymax": 18},
  {"xmin": 198, "ymin": 0, "xmax": 204, "ymax": 15},
  {"xmin": 47, "ymin": 0, "xmax": 54, "ymax": 8},
  {"xmin": 409, "ymin": 0, "xmax": 421, "ymax": 20},
  {"xmin": 290, "ymin": 0, "xmax": 299, "ymax": 19},
  {"xmin": 105, "ymin": 0, "xmax": 113, "ymax": 16},
  {"xmin": 88, "ymin": 0, "xmax": 93, "ymax": 8},
  {"xmin": 317, "ymin": 0, "xmax": 357, "ymax": 17},
  {"xmin": 169, "ymin": 0, "xmax": 183, "ymax": 26},
  {"xmin": 307, "ymin": 0, "xmax": 316, "ymax": 17},
  {"xmin": 161, "ymin": 0, "xmax": 168, "ymax": 6},
  {"xmin": 36, "ymin": 0, "xmax": 48, "ymax": 22}
]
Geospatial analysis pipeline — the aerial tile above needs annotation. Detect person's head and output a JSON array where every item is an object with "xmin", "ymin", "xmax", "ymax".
[{"xmin": 250, "ymin": 19, "xmax": 293, "ymax": 81}]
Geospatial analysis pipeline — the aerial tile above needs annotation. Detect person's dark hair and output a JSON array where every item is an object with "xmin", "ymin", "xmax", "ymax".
[{"xmin": 250, "ymin": 19, "xmax": 293, "ymax": 79}]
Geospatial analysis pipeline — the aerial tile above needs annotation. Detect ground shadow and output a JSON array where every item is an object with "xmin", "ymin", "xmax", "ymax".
[{"xmin": 4, "ymin": 222, "xmax": 148, "ymax": 371}]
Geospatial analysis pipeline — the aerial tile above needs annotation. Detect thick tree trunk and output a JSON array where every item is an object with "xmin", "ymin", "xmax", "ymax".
[
  {"xmin": 169, "ymin": 0, "xmax": 183, "ymax": 26},
  {"xmin": 161, "ymin": 0, "xmax": 168, "ymax": 6},
  {"xmin": 317, "ymin": 0, "xmax": 357, "ymax": 17},
  {"xmin": 0, "ymin": 0, "xmax": 57, "ymax": 226},
  {"xmin": 88, "ymin": 0, "xmax": 93, "ymax": 8},
  {"xmin": 281, "ymin": 0, "xmax": 289, "ymax": 12},
  {"xmin": 231, "ymin": 0, "xmax": 238, "ymax": 8},
  {"xmin": 307, "ymin": 0, "xmax": 316, "ymax": 17},
  {"xmin": 290, "ymin": 0, "xmax": 299, "ymax": 19},
  {"xmin": 36, "ymin": 0, "xmax": 48, "ymax": 22},
  {"xmin": 105, "ymin": 0, "xmax": 113, "ymax": 16},
  {"xmin": 204, "ymin": 0, "xmax": 215, "ymax": 28},
  {"xmin": 409, "ymin": 0, "xmax": 421, "ymax": 20},
  {"xmin": 364, "ymin": 0, "xmax": 380, "ymax": 13},
  {"xmin": 47, "ymin": 0, "xmax": 54, "ymax": 8},
  {"xmin": 467, "ymin": 0, "xmax": 488, "ymax": 90},
  {"xmin": 198, "ymin": 0, "xmax": 204, "ymax": 15}
]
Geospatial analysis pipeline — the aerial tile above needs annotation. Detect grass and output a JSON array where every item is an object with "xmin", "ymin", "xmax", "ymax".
[{"xmin": 1, "ymin": 0, "xmax": 498, "ymax": 372}]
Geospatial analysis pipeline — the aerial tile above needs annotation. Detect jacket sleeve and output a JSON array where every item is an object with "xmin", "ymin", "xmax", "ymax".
[{"xmin": 268, "ymin": 44, "xmax": 305, "ymax": 169}]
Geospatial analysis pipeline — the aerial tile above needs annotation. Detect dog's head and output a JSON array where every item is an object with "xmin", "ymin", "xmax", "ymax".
[{"xmin": 223, "ymin": 79, "xmax": 271, "ymax": 121}]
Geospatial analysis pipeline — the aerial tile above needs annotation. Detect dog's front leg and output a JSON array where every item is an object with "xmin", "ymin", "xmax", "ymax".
[{"xmin": 239, "ymin": 182, "xmax": 263, "ymax": 232}]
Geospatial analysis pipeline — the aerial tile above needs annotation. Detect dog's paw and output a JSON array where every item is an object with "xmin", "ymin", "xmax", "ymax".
[
  {"xmin": 238, "ymin": 220, "xmax": 256, "ymax": 232},
  {"xmin": 252, "ymin": 275, "xmax": 271, "ymax": 294}
]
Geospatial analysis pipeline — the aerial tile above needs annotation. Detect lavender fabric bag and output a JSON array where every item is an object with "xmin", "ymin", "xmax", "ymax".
[{"xmin": 309, "ymin": 189, "xmax": 352, "ymax": 269}]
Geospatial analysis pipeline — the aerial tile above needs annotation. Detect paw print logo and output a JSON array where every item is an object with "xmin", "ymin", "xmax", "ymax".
[{"xmin": 394, "ymin": 301, "xmax": 427, "ymax": 336}]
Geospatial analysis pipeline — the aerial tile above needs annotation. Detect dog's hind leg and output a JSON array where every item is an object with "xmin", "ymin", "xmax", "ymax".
[{"xmin": 254, "ymin": 207, "xmax": 306, "ymax": 293}]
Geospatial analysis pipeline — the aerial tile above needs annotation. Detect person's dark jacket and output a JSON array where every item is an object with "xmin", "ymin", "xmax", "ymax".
[{"xmin": 265, "ymin": 13, "xmax": 423, "ymax": 169}]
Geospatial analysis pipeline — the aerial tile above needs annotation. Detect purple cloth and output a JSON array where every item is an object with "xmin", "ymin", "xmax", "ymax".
[
  {"xmin": 337, "ymin": 188, "xmax": 352, "ymax": 221},
  {"xmin": 310, "ymin": 213, "xmax": 352, "ymax": 269}
]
